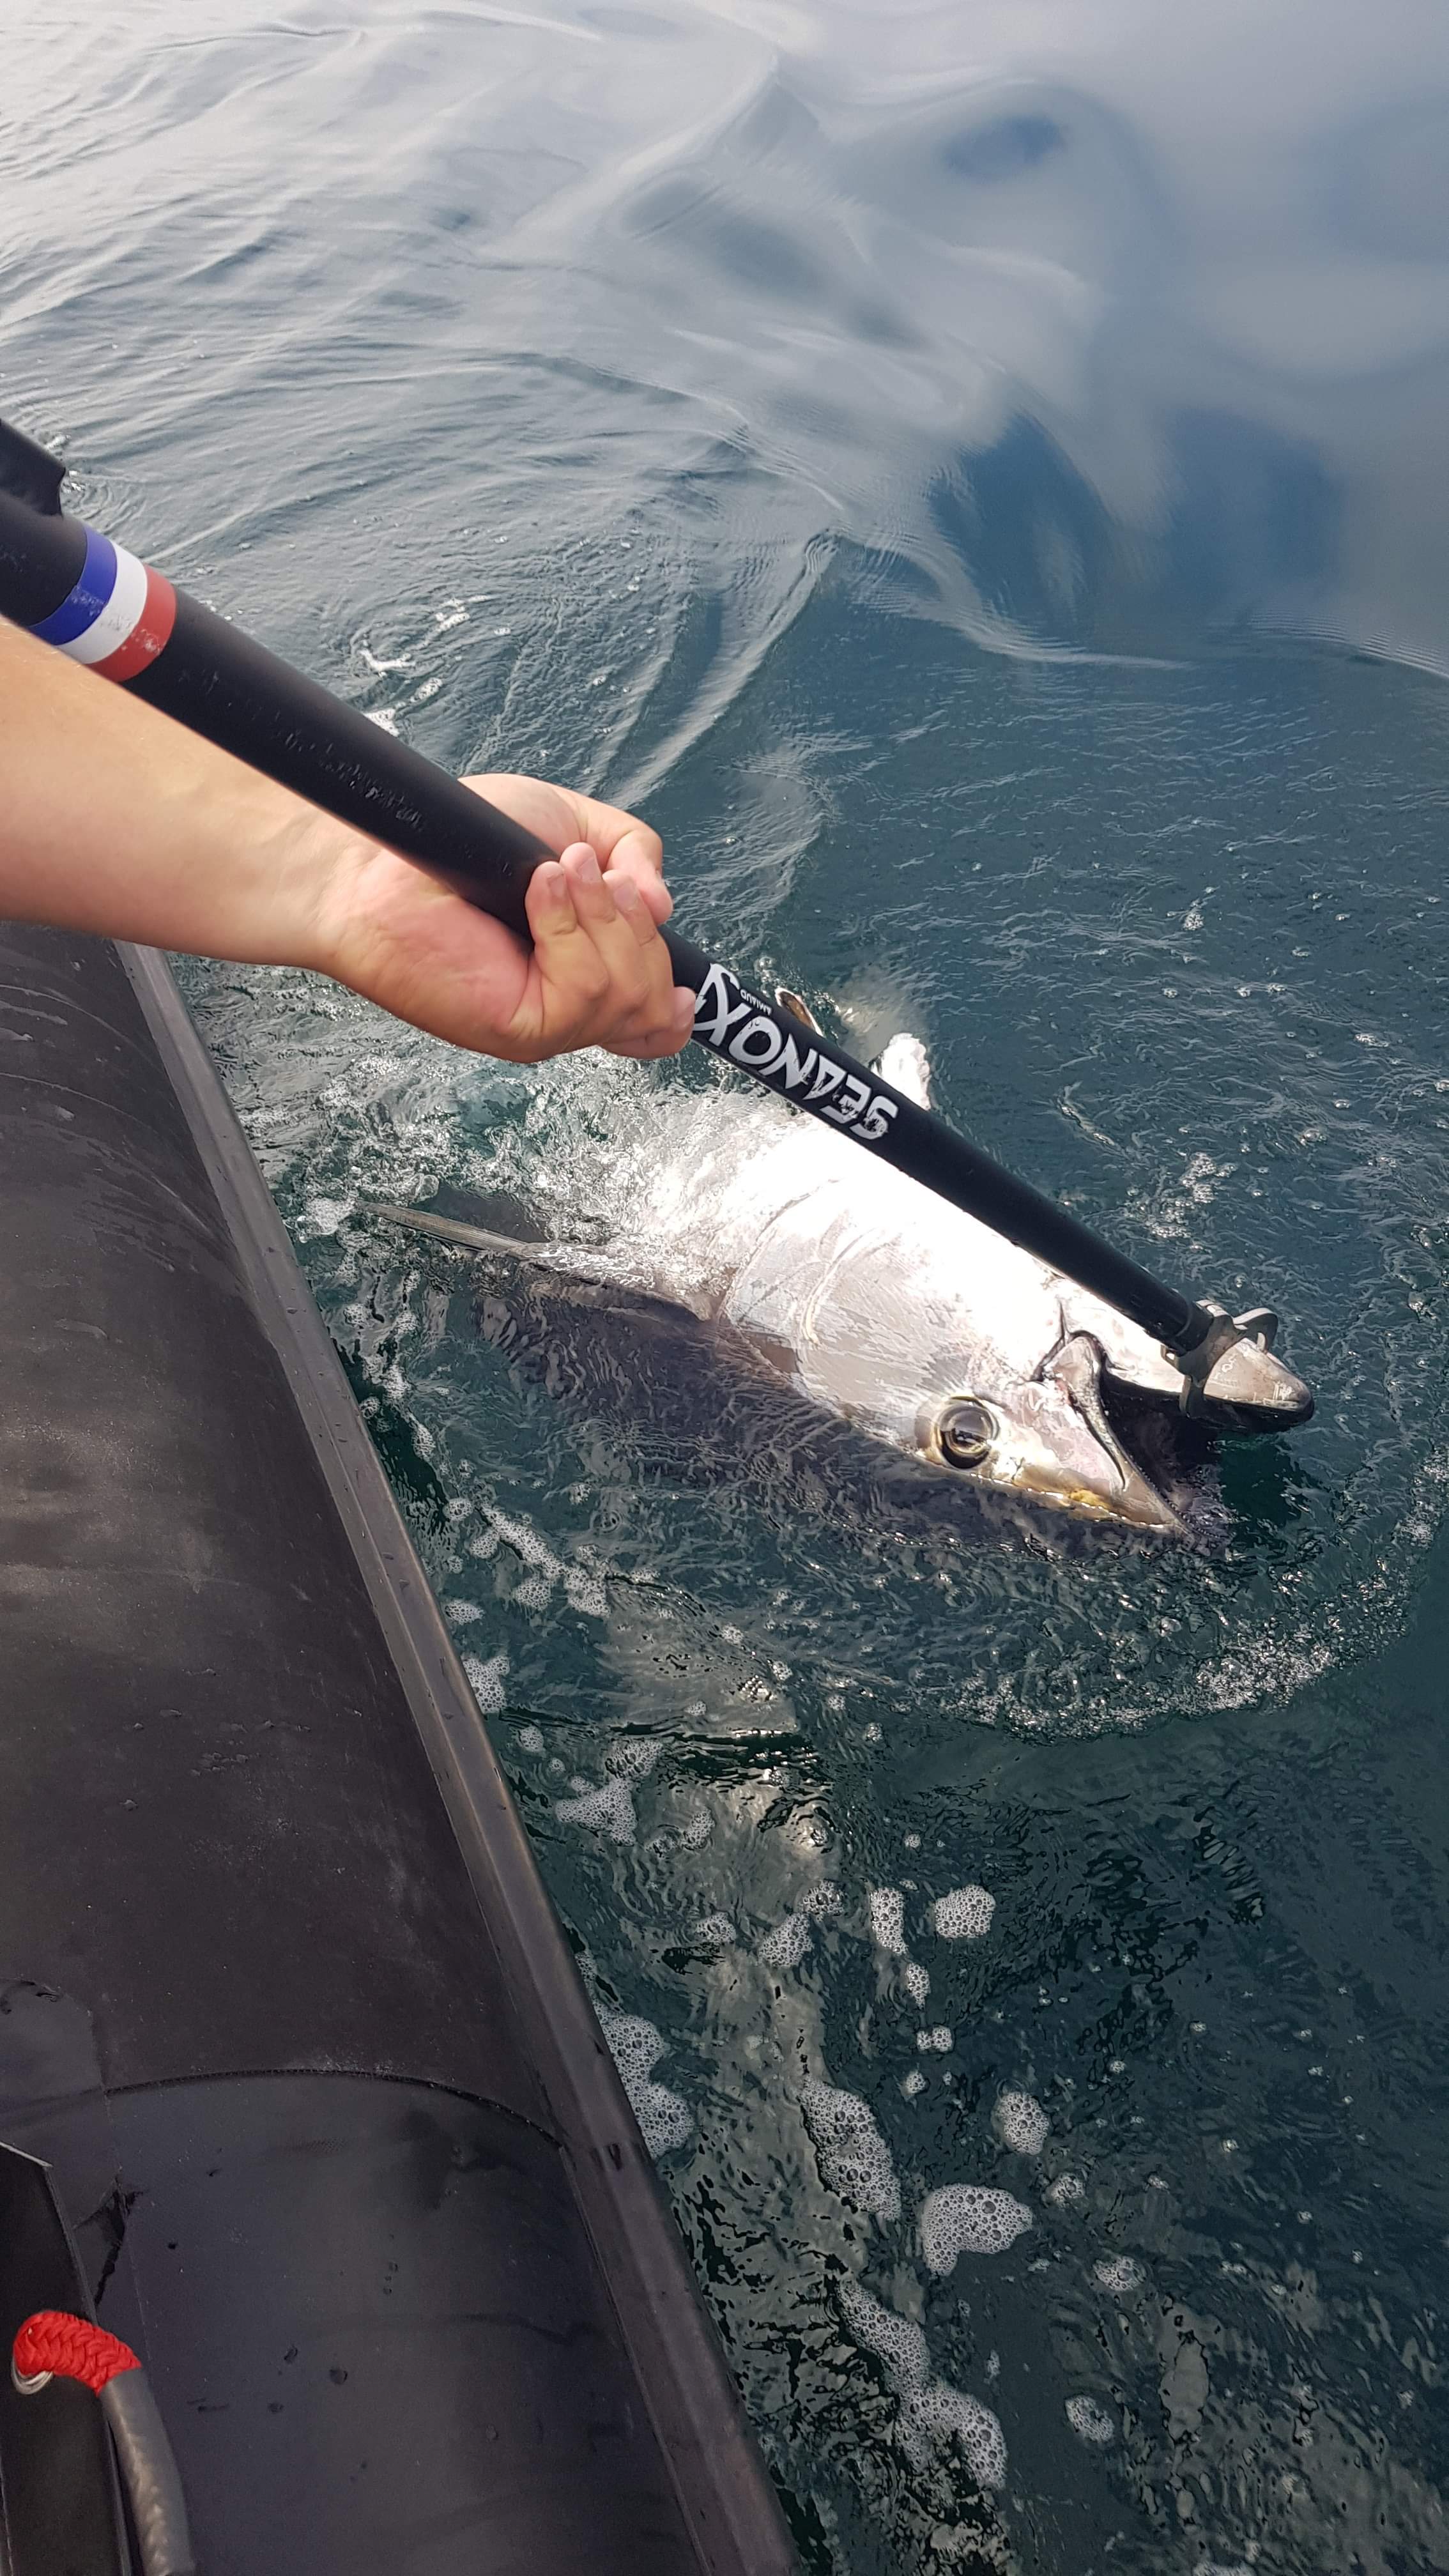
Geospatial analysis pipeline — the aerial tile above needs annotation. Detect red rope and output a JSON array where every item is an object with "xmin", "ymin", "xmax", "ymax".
[{"xmin": 13, "ymin": 2310, "xmax": 139, "ymax": 2394}]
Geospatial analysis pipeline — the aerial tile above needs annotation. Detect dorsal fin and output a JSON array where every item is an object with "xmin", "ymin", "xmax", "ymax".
[
  {"xmin": 873, "ymin": 1031, "xmax": 933, "ymax": 1109},
  {"xmin": 774, "ymin": 986, "xmax": 824, "ymax": 1036}
]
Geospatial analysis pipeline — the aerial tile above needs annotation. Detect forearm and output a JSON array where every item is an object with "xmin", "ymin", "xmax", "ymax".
[
  {"xmin": 0, "ymin": 615, "xmax": 337, "ymax": 964},
  {"xmin": 0, "ymin": 612, "xmax": 689, "ymax": 1062}
]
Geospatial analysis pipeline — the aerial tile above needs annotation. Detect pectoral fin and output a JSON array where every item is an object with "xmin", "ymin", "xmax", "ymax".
[
  {"xmin": 366, "ymin": 1202, "xmax": 614, "ymax": 1284},
  {"xmin": 775, "ymin": 986, "xmax": 824, "ymax": 1035}
]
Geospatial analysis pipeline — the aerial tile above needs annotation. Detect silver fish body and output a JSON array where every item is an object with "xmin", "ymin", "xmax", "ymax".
[
  {"xmin": 611, "ymin": 1065, "xmax": 1186, "ymax": 1531},
  {"xmin": 374, "ymin": 1024, "xmax": 1252, "ymax": 1535}
]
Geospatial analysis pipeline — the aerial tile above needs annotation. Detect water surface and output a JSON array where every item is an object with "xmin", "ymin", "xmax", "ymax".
[{"xmin": 6, "ymin": 5, "xmax": 1449, "ymax": 2567}]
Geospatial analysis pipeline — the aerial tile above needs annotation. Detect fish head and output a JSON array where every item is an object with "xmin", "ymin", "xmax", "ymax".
[{"xmin": 917, "ymin": 1330, "xmax": 1182, "ymax": 1534}]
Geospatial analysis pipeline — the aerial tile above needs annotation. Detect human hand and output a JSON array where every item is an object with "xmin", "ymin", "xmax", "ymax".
[
  {"xmin": 0, "ymin": 625, "xmax": 694, "ymax": 1062},
  {"xmin": 307, "ymin": 772, "xmax": 694, "ymax": 1062}
]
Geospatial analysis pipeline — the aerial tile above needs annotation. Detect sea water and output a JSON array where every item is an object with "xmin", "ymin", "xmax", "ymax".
[{"xmin": 8, "ymin": 4, "xmax": 1449, "ymax": 2566}]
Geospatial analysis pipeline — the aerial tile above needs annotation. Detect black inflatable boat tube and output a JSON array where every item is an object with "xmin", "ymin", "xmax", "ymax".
[{"xmin": 0, "ymin": 921, "xmax": 796, "ymax": 2575}]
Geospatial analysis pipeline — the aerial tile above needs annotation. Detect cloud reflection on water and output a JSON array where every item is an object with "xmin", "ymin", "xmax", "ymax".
[
  {"xmin": 590, "ymin": 0, "xmax": 1449, "ymax": 673},
  {"xmin": 10, "ymin": 0, "xmax": 1449, "ymax": 728}
]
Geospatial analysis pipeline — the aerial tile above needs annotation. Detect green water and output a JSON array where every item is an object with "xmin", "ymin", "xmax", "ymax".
[{"xmin": 8, "ymin": 4, "xmax": 1449, "ymax": 2564}]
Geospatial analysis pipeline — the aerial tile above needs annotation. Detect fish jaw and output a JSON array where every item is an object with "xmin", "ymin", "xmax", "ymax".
[
  {"xmin": 994, "ymin": 1387, "xmax": 1181, "ymax": 1532},
  {"xmin": 920, "ymin": 1334, "xmax": 1184, "ymax": 1535}
]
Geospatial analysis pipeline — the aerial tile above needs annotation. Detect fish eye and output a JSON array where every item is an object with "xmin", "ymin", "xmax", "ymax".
[{"xmin": 938, "ymin": 1399, "xmax": 995, "ymax": 1469}]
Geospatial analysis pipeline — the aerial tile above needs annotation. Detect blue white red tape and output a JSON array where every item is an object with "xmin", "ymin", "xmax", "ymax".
[{"xmin": 29, "ymin": 523, "xmax": 175, "ymax": 681}]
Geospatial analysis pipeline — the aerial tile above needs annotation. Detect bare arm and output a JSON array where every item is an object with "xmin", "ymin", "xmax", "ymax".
[{"xmin": 0, "ymin": 617, "xmax": 693, "ymax": 1061}]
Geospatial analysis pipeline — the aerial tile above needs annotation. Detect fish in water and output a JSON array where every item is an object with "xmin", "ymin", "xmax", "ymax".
[{"xmin": 372, "ymin": 1000, "xmax": 1253, "ymax": 1537}]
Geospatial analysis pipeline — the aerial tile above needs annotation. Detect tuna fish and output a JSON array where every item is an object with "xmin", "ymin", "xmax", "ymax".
[{"xmin": 371, "ymin": 1002, "xmax": 1271, "ymax": 1537}]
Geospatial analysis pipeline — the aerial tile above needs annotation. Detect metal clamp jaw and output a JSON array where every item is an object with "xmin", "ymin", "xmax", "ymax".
[{"xmin": 1165, "ymin": 1301, "xmax": 1312, "ymax": 1427}]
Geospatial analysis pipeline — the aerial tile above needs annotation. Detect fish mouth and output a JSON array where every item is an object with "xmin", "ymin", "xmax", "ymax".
[{"xmin": 1043, "ymin": 1335, "xmax": 1185, "ymax": 1533}]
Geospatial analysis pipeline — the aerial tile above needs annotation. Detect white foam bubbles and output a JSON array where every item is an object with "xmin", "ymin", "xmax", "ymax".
[
  {"xmin": 1066, "ymin": 2395, "xmax": 1116, "ymax": 2446},
  {"xmin": 462, "ymin": 1650, "xmax": 509, "ymax": 1714},
  {"xmin": 1093, "ymin": 2255, "xmax": 1145, "ymax": 2297},
  {"xmin": 517, "ymin": 1723, "xmax": 545, "ymax": 1754},
  {"xmin": 801, "ymin": 2082, "xmax": 901, "ymax": 2221},
  {"xmin": 484, "ymin": 1506, "xmax": 609, "ymax": 1620},
  {"xmin": 801, "ymin": 1881, "xmax": 843, "ymax": 1918},
  {"xmin": 611, "ymin": 1740, "xmax": 660, "ymax": 1782},
  {"xmin": 758, "ymin": 1913, "xmax": 811, "ymax": 1970},
  {"xmin": 488, "ymin": 1505, "xmax": 560, "ymax": 1579},
  {"xmin": 554, "ymin": 1740, "xmax": 659, "ymax": 1844},
  {"xmin": 690, "ymin": 1913, "xmax": 735, "ymax": 1948},
  {"xmin": 920, "ymin": 2185, "xmax": 1033, "ymax": 2273},
  {"xmin": 1045, "ymin": 2173, "xmax": 1085, "ymax": 2207},
  {"xmin": 931, "ymin": 1887, "xmax": 995, "ymax": 1940},
  {"xmin": 869, "ymin": 1888, "xmax": 908, "ymax": 1954},
  {"xmin": 303, "ymin": 1193, "xmax": 355, "ymax": 1237},
  {"xmin": 555, "ymin": 1775, "xmax": 638, "ymax": 1842},
  {"xmin": 900, "ymin": 2381, "xmax": 1007, "ymax": 2488},
  {"xmin": 837, "ymin": 2282, "xmax": 1006, "ymax": 2488},
  {"xmin": 903, "ymin": 1961, "xmax": 931, "ymax": 2005},
  {"xmin": 599, "ymin": 2009, "xmax": 692, "ymax": 2158},
  {"xmin": 901, "ymin": 2069, "xmax": 927, "ymax": 2098},
  {"xmin": 838, "ymin": 2277, "xmax": 928, "ymax": 2393},
  {"xmin": 916, "ymin": 2027, "xmax": 953, "ymax": 2052},
  {"xmin": 993, "ymin": 2089, "xmax": 1048, "ymax": 2156}
]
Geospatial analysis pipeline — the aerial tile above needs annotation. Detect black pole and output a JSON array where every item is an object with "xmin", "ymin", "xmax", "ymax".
[{"xmin": 0, "ymin": 425, "xmax": 1211, "ymax": 1354}]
